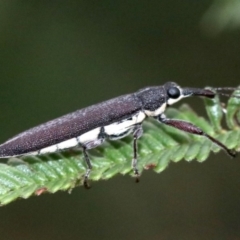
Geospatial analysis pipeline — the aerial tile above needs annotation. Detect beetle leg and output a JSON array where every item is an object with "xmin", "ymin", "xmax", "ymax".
[
  {"xmin": 157, "ymin": 114, "xmax": 236, "ymax": 157},
  {"xmin": 81, "ymin": 137, "xmax": 105, "ymax": 189},
  {"xmin": 132, "ymin": 124, "xmax": 143, "ymax": 182},
  {"xmin": 82, "ymin": 146, "xmax": 92, "ymax": 189}
]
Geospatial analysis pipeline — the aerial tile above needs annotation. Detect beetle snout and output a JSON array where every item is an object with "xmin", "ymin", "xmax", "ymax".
[{"xmin": 182, "ymin": 88, "xmax": 215, "ymax": 99}]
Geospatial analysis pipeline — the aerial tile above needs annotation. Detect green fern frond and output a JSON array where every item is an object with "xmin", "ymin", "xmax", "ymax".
[{"xmin": 0, "ymin": 93, "xmax": 240, "ymax": 206}]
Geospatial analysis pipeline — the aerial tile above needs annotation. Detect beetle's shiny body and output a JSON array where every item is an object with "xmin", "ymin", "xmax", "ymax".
[{"xmin": 0, "ymin": 82, "xmax": 236, "ymax": 187}]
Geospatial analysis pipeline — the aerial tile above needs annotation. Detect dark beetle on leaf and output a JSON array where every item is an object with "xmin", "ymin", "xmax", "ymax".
[{"xmin": 0, "ymin": 82, "xmax": 237, "ymax": 187}]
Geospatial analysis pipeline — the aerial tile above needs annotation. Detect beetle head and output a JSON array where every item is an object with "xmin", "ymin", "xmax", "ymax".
[{"xmin": 164, "ymin": 82, "xmax": 239, "ymax": 106}]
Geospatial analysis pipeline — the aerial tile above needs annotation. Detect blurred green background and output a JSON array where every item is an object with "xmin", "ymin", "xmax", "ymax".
[{"xmin": 0, "ymin": 1, "xmax": 240, "ymax": 239}]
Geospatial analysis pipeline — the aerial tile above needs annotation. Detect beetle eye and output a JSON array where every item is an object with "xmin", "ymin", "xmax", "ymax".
[{"xmin": 167, "ymin": 87, "xmax": 180, "ymax": 99}]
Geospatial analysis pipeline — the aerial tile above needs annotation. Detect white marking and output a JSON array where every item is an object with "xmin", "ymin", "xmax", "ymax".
[
  {"xmin": 40, "ymin": 145, "xmax": 58, "ymax": 154},
  {"xmin": 167, "ymin": 95, "xmax": 184, "ymax": 105},
  {"xmin": 78, "ymin": 127, "xmax": 101, "ymax": 144},
  {"xmin": 27, "ymin": 151, "xmax": 38, "ymax": 156},
  {"xmin": 0, "ymin": 150, "xmax": 39, "ymax": 158},
  {"xmin": 104, "ymin": 111, "xmax": 145, "ymax": 137},
  {"xmin": 21, "ymin": 138, "xmax": 79, "ymax": 157},
  {"xmin": 137, "ymin": 111, "xmax": 146, "ymax": 122},
  {"xmin": 167, "ymin": 88, "xmax": 185, "ymax": 105},
  {"xmin": 144, "ymin": 103, "xmax": 167, "ymax": 117},
  {"xmin": 57, "ymin": 138, "xmax": 78, "ymax": 150}
]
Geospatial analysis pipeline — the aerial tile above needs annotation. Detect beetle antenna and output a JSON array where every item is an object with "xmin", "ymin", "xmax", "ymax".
[{"xmin": 212, "ymin": 87, "xmax": 240, "ymax": 98}]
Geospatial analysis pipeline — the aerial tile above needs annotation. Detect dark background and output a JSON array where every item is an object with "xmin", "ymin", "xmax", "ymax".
[{"xmin": 0, "ymin": 1, "xmax": 240, "ymax": 240}]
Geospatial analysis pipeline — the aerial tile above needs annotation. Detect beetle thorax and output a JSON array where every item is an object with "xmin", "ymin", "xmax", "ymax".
[
  {"xmin": 135, "ymin": 83, "xmax": 185, "ymax": 117},
  {"xmin": 135, "ymin": 87, "xmax": 167, "ymax": 117}
]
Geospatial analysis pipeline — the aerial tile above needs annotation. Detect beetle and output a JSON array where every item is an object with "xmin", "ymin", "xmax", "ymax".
[{"xmin": 0, "ymin": 82, "xmax": 237, "ymax": 187}]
